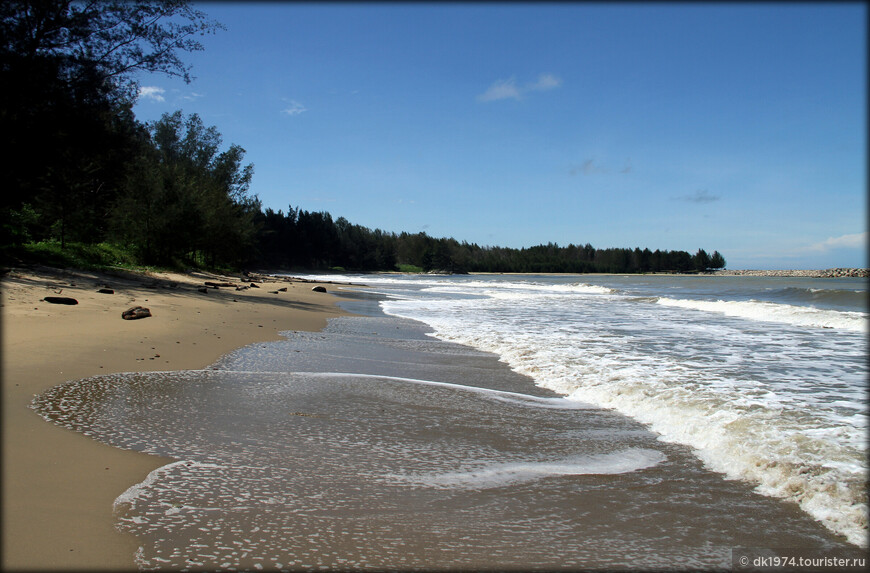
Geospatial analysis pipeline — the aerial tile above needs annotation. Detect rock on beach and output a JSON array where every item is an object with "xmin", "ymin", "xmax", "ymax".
[
  {"xmin": 121, "ymin": 306, "xmax": 151, "ymax": 320},
  {"xmin": 42, "ymin": 296, "xmax": 78, "ymax": 305}
]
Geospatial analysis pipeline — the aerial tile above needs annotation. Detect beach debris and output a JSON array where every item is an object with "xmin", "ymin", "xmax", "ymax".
[
  {"xmin": 205, "ymin": 281, "xmax": 235, "ymax": 288},
  {"xmin": 311, "ymin": 286, "xmax": 327, "ymax": 293},
  {"xmin": 249, "ymin": 282, "xmax": 260, "ymax": 288},
  {"xmin": 197, "ymin": 287, "xmax": 209, "ymax": 294},
  {"xmin": 97, "ymin": 288, "xmax": 114, "ymax": 294},
  {"xmin": 278, "ymin": 287, "xmax": 287, "ymax": 292},
  {"xmin": 42, "ymin": 296, "xmax": 78, "ymax": 305},
  {"xmin": 121, "ymin": 306, "xmax": 152, "ymax": 320}
]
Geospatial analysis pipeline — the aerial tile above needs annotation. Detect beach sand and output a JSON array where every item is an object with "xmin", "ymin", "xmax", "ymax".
[
  {"xmin": 1, "ymin": 265, "xmax": 347, "ymax": 571},
  {"xmin": 33, "ymin": 294, "xmax": 853, "ymax": 570},
  {"xmin": 5, "ymin": 269, "xmax": 862, "ymax": 570}
]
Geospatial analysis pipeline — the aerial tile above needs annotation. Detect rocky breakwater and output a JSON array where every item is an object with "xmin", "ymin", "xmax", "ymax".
[{"xmin": 713, "ymin": 268, "xmax": 868, "ymax": 278}]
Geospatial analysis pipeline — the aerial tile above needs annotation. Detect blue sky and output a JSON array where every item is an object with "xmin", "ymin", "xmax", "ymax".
[{"xmin": 133, "ymin": 2, "xmax": 867, "ymax": 270}]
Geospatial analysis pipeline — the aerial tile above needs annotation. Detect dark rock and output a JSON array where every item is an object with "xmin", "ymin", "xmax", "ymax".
[
  {"xmin": 43, "ymin": 296, "xmax": 78, "ymax": 305},
  {"xmin": 249, "ymin": 283, "xmax": 260, "ymax": 288},
  {"xmin": 312, "ymin": 286, "xmax": 327, "ymax": 293},
  {"xmin": 197, "ymin": 287, "xmax": 209, "ymax": 294},
  {"xmin": 97, "ymin": 288, "xmax": 114, "ymax": 294},
  {"xmin": 278, "ymin": 287, "xmax": 288, "ymax": 292},
  {"xmin": 121, "ymin": 306, "xmax": 151, "ymax": 320}
]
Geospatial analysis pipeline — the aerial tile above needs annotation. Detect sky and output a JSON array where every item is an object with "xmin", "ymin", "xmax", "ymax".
[{"xmin": 132, "ymin": 2, "xmax": 867, "ymax": 270}]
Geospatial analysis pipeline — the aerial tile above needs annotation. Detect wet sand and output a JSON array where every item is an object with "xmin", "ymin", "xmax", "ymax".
[
  {"xmin": 27, "ymin": 290, "xmax": 861, "ymax": 570},
  {"xmin": 1, "ymin": 266, "xmax": 347, "ymax": 570}
]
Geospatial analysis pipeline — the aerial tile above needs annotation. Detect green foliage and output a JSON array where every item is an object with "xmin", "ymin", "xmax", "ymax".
[
  {"xmin": 0, "ymin": 2, "xmax": 727, "ymax": 277},
  {"xmin": 1, "ymin": 0, "xmax": 223, "ymax": 249},
  {"xmin": 693, "ymin": 249, "xmax": 712, "ymax": 271},
  {"xmin": 16, "ymin": 240, "xmax": 142, "ymax": 270},
  {"xmin": 710, "ymin": 251, "xmax": 726, "ymax": 269},
  {"xmin": 1, "ymin": 204, "xmax": 40, "ymax": 245},
  {"xmin": 108, "ymin": 111, "xmax": 258, "ymax": 267},
  {"xmin": 248, "ymin": 209, "xmax": 723, "ymax": 275},
  {"xmin": 0, "ymin": 0, "xmax": 223, "ymax": 102}
]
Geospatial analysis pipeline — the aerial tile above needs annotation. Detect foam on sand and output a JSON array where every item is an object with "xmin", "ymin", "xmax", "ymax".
[{"xmin": 390, "ymin": 448, "xmax": 668, "ymax": 489}]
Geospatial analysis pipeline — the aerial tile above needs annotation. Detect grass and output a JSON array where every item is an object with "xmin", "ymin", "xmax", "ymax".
[
  {"xmin": 396, "ymin": 264, "xmax": 425, "ymax": 273},
  {"xmin": 4, "ymin": 240, "xmax": 172, "ymax": 274}
]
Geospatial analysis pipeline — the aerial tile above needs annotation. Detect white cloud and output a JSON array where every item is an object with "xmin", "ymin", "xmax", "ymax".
[
  {"xmin": 806, "ymin": 231, "xmax": 867, "ymax": 252},
  {"xmin": 477, "ymin": 77, "xmax": 522, "ymax": 102},
  {"xmin": 282, "ymin": 100, "xmax": 308, "ymax": 116},
  {"xmin": 138, "ymin": 86, "xmax": 165, "ymax": 102},
  {"xmin": 478, "ymin": 73, "xmax": 562, "ymax": 102},
  {"xmin": 528, "ymin": 73, "xmax": 562, "ymax": 92}
]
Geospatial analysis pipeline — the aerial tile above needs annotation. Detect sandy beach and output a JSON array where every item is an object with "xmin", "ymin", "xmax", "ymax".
[
  {"xmin": 4, "ymin": 267, "xmax": 864, "ymax": 570},
  {"xmin": 1, "ymin": 265, "xmax": 347, "ymax": 571}
]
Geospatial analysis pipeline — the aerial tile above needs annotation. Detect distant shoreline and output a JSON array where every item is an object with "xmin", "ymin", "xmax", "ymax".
[
  {"xmin": 344, "ymin": 268, "xmax": 869, "ymax": 279},
  {"xmin": 290, "ymin": 268, "xmax": 870, "ymax": 279}
]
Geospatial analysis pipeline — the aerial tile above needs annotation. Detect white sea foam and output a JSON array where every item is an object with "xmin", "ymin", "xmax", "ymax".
[
  {"xmin": 656, "ymin": 297, "xmax": 868, "ymax": 332},
  {"xmin": 390, "ymin": 448, "xmax": 667, "ymax": 489},
  {"xmin": 375, "ymin": 275, "xmax": 869, "ymax": 547},
  {"xmin": 114, "ymin": 460, "xmax": 225, "ymax": 511},
  {"xmin": 302, "ymin": 371, "xmax": 596, "ymax": 409}
]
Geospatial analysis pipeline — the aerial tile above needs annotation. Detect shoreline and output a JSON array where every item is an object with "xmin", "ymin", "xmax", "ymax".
[
  {"xmin": 322, "ymin": 268, "xmax": 870, "ymax": 279},
  {"xmin": 31, "ymin": 294, "xmax": 857, "ymax": 569},
  {"xmin": 6, "ymin": 267, "xmax": 862, "ymax": 568},
  {"xmin": 1, "ymin": 265, "xmax": 350, "ymax": 571}
]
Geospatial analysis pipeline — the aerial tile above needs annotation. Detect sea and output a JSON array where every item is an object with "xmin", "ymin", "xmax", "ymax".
[{"xmin": 31, "ymin": 272, "xmax": 868, "ymax": 570}]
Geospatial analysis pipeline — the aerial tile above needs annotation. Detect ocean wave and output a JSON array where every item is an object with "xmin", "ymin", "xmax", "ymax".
[
  {"xmin": 655, "ymin": 297, "xmax": 867, "ymax": 332},
  {"xmin": 380, "ymin": 288, "xmax": 868, "ymax": 547},
  {"xmin": 778, "ymin": 286, "xmax": 868, "ymax": 309},
  {"xmin": 558, "ymin": 377, "xmax": 869, "ymax": 548},
  {"xmin": 287, "ymin": 274, "xmax": 617, "ymax": 297}
]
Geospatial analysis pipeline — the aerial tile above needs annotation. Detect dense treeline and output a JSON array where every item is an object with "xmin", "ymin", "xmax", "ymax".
[
  {"xmin": 1, "ymin": 1, "xmax": 725, "ymax": 274},
  {"xmin": 1, "ymin": 1, "xmax": 258, "ymax": 266},
  {"xmin": 252, "ymin": 206, "xmax": 725, "ymax": 273}
]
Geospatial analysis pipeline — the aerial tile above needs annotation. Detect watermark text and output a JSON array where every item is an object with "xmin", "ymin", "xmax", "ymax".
[{"xmin": 732, "ymin": 548, "xmax": 867, "ymax": 571}]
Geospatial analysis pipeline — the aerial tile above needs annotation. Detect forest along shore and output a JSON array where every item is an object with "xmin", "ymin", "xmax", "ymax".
[{"xmin": 1, "ymin": 265, "xmax": 350, "ymax": 571}]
